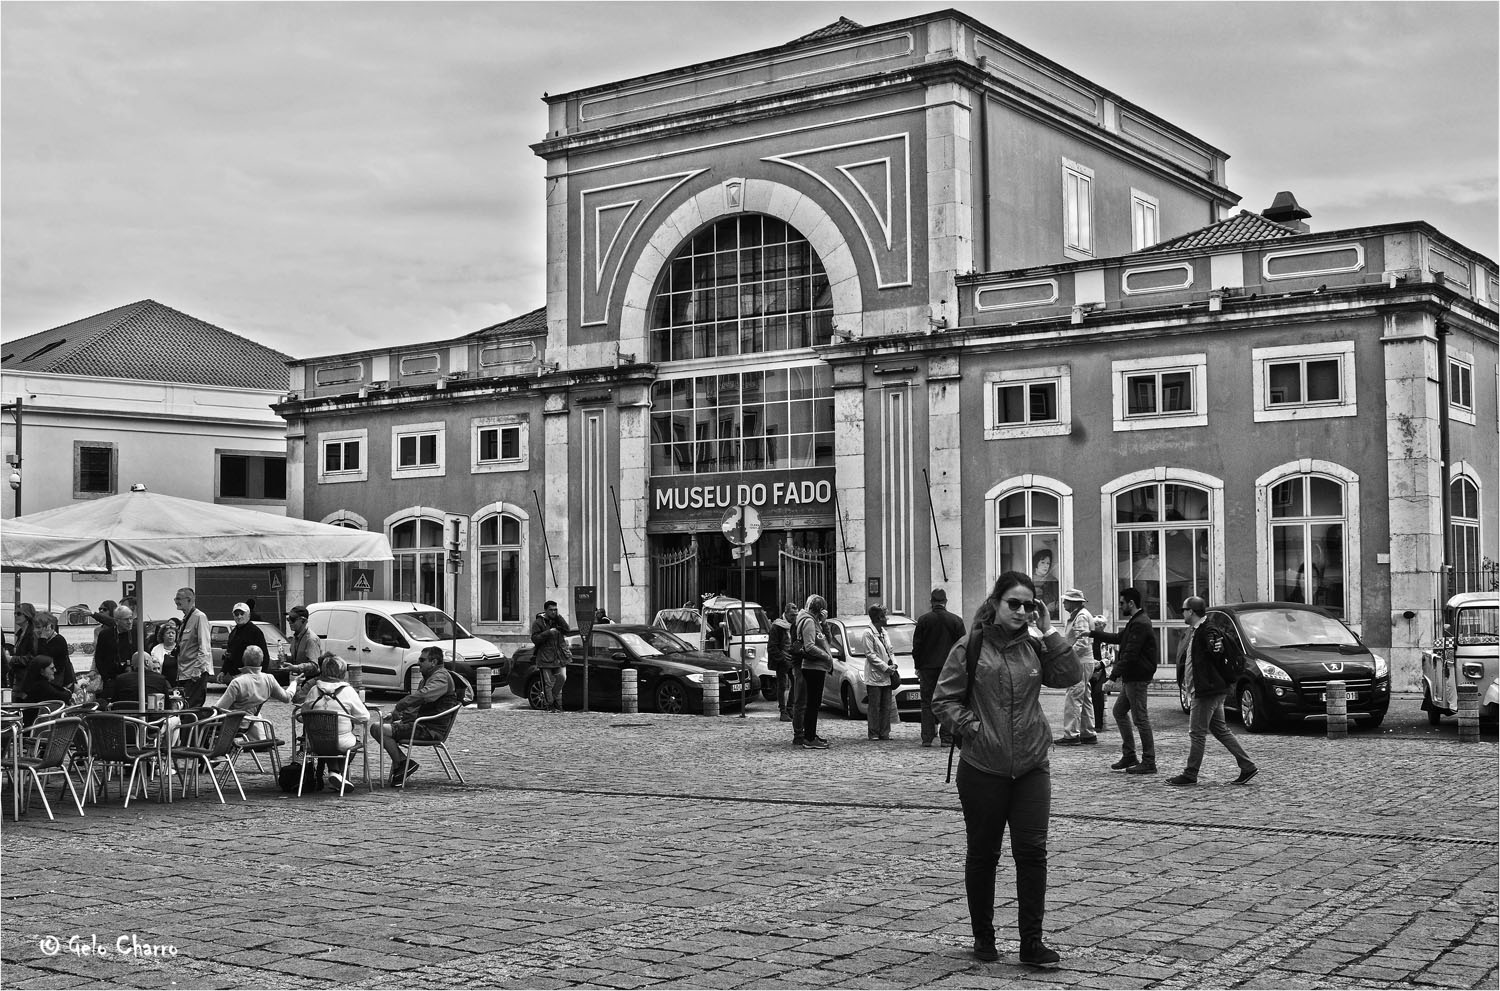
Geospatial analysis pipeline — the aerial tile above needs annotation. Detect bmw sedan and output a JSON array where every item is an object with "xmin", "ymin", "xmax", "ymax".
[
  {"xmin": 506, "ymin": 624, "xmax": 758, "ymax": 714},
  {"xmin": 1181, "ymin": 602, "xmax": 1391, "ymax": 732}
]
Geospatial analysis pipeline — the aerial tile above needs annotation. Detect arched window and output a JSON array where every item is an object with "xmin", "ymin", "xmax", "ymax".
[
  {"xmin": 391, "ymin": 517, "xmax": 445, "ymax": 609},
  {"xmin": 1449, "ymin": 475, "xmax": 1481, "ymax": 595},
  {"xmin": 1270, "ymin": 475, "xmax": 1347, "ymax": 616},
  {"xmin": 994, "ymin": 488, "xmax": 1062, "ymax": 613},
  {"xmin": 478, "ymin": 512, "xmax": 524, "ymax": 623},
  {"xmin": 1112, "ymin": 480, "xmax": 1215, "ymax": 667},
  {"xmin": 320, "ymin": 512, "xmax": 370, "ymax": 601},
  {"xmin": 648, "ymin": 214, "xmax": 833, "ymax": 363}
]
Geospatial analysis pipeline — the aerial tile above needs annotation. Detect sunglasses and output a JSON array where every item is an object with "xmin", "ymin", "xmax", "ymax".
[{"xmin": 1000, "ymin": 597, "xmax": 1037, "ymax": 612}]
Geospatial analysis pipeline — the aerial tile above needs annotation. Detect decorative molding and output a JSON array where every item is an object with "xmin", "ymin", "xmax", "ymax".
[
  {"xmin": 1263, "ymin": 243, "xmax": 1365, "ymax": 282},
  {"xmin": 1121, "ymin": 262, "xmax": 1193, "ymax": 296},
  {"xmin": 977, "ymin": 39, "xmax": 1099, "ymax": 119},
  {"xmin": 975, "ymin": 278, "xmax": 1059, "ymax": 311},
  {"xmin": 579, "ymin": 169, "xmax": 708, "ymax": 327}
]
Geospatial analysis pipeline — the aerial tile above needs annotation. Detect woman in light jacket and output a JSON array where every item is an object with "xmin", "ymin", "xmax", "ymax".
[
  {"xmin": 860, "ymin": 604, "xmax": 899, "ymax": 741},
  {"xmin": 932, "ymin": 571, "xmax": 1084, "ymax": 968},
  {"xmin": 297, "ymin": 655, "xmax": 370, "ymax": 786}
]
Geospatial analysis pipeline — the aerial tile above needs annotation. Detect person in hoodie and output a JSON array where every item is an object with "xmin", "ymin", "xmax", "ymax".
[
  {"xmin": 933, "ymin": 571, "xmax": 1083, "ymax": 969},
  {"xmin": 767, "ymin": 602, "xmax": 795, "ymax": 722}
]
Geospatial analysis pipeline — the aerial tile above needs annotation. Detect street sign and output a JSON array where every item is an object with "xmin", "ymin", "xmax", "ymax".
[
  {"xmin": 720, "ymin": 504, "xmax": 762, "ymax": 545},
  {"xmin": 351, "ymin": 569, "xmax": 374, "ymax": 595},
  {"xmin": 575, "ymin": 585, "xmax": 597, "ymax": 713},
  {"xmin": 121, "ymin": 581, "xmax": 137, "ymax": 602},
  {"xmin": 732, "ymin": 545, "xmax": 754, "ymax": 559},
  {"xmin": 268, "ymin": 568, "xmax": 284, "ymax": 591}
]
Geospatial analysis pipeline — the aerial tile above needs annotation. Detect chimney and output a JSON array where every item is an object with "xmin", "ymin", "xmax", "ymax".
[{"xmin": 1263, "ymin": 191, "xmax": 1311, "ymax": 234}]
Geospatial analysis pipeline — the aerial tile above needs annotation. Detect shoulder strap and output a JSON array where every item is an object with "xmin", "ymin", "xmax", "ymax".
[
  {"xmin": 312, "ymin": 684, "xmax": 359, "ymax": 718},
  {"xmin": 946, "ymin": 631, "xmax": 985, "ymax": 784}
]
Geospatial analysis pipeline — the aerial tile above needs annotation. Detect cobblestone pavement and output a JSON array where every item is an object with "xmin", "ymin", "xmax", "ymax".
[{"xmin": 3, "ymin": 689, "xmax": 1496, "ymax": 990}]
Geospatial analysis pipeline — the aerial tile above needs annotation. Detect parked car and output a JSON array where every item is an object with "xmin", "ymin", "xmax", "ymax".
[
  {"xmin": 507, "ymin": 624, "xmax": 756, "ymax": 714},
  {"xmin": 1422, "ymin": 592, "xmax": 1499, "ymax": 725},
  {"xmin": 209, "ymin": 620, "xmax": 291, "ymax": 682},
  {"xmin": 2, "ymin": 602, "xmax": 97, "ymax": 658},
  {"xmin": 1178, "ymin": 602, "xmax": 1390, "ymax": 732},
  {"xmin": 305, "ymin": 600, "xmax": 506, "ymax": 693},
  {"xmin": 820, "ymin": 614, "xmax": 920, "ymax": 720},
  {"xmin": 651, "ymin": 595, "xmax": 773, "ymax": 699}
]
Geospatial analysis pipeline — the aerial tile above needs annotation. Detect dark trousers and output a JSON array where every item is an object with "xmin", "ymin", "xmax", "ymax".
[
  {"xmin": 956, "ymin": 761, "xmax": 1050, "ymax": 943},
  {"xmin": 776, "ymin": 668, "xmax": 793, "ymax": 717},
  {"xmin": 179, "ymin": 675, "xmax": 207, "ymax": 710},
  {"xmin": 917, "ymin": 667, "xmax": 951, "ymax": 744},
  {"xmin": 1090, "ymin": 675, "xmax": 1107, "ymax": 731},
  {"xmin": 789, "ymin": 666, "xmax": 806, "ymax": 740},
  {"xmin": 1183, "ymin": 692, "xmax": 1253, "ymax": 779},
  {"xmin": 1113, "ymin": 680, "xmax": 1155, "ymax": 761},
  {"xmin": 800, "ymin": 669, "xmax": 827, "ymax": 742}
]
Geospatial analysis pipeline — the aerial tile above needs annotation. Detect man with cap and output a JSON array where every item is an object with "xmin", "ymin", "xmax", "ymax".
[
  {"xmin": 1053, "ymin": 589, "xmax": 1099, "ymax": 745},
  {"xmin": 285, "ymin": 605, "xmax": 320, "ymax": 672},
  {"xmin": 222, "ymin": 602, "xmax": 268, "ymax": 682},
  {"xmin": 215, "ymin": 645, "xmax": 291, "ymax": 738},
  {"xmin": 912, "ymin": 588, "xmax": 965, "ymax": 748}
]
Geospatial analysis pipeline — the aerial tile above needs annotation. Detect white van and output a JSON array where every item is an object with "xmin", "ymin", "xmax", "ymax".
[{"xmin": 305, "ymin": 600, "xmax": 506, "ymax": 692}]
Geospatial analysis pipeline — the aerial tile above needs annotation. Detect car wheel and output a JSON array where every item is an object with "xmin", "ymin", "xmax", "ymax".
[
  {"xmin": 1239, "ymin": 684, "xmax": 1272, "ymax": 733},
  {"xmin": 1363, "ymin": 710, "xmax": 1387, "ymax": 730},
  {"xmin": 841, "ymin": 683, "xmax": 862, "ymax": 720},
  {"xmin": 1178, "ymin": 679, "xmax": 1191, "ymax": 714},
  {"xmin": 656, "ymin": 678, "xmax": 688, "ymax": 715},
  {"xmin": 1424, "ymin": 687, "xmax": 1443, "ymax": 725},
  {"xmin": 525, "ymin": 675, "xmax": 547, "ymax": 710}
]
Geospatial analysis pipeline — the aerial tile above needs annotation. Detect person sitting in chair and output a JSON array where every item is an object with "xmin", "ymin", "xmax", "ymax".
[
  {"xmin": 298, "ymin": 654, "xmax": 370, "ymax": 791},
  {"xmin": 104, "ymin": 651, "xmax": 173, "ymax": 706},
  {"xmin": 369, "ymin": 646, "xmax": 459, "ymax": 786},
  {"xmin": 215, "ymin": 646, "xmax": 291, "ymax": 739}
]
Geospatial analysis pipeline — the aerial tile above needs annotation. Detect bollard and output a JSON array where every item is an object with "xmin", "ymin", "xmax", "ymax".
[
  {"xmin": 346, "ymin": 661, "xmax": 363, "ymax": 695},
  {"xmin": 1457, "ymin": 683, "xmax": 1480, "ymax": 743},
  {"xmin": 621, "ymin": 668, "xmax": 638, "ymax": 714},
  {"xmin": 475, "ymin": 667, "xmax": 493, "ymax": 709},
  {"xmin": 1325, "ymin": 680, "xmax": 1347, "ymax": 738},
  {"xmin": 701, "ymin": 671, "xmax": 720, "ymax": 717}
]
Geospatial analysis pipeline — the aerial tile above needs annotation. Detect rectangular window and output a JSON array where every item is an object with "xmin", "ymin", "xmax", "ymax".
[
  {"xmin": 984, "ymin": 366, "xmax": 1072, "ymax": 440},
  {"xmin": 1063, "ymin": 161, "xmax": 1094, "ymax": 257},
  {"xmin": 217, "ymin": 452, "xmax": 287, "ymax": 501},
  {"xmin": 1450, "ymin": 359, "xmax": 1473, "ymax": 412},
  {"xmin": 317, "ymin": 429, "xmax": 367, "ymax": 484},
  {"xmin": 478, "ymin": 425, "xmax": 521, "ymax": 462},
  {"xmin": 1126, "ymin": 370, "xmax": 1194, "ymax": 416},
  {"xmin": 1111, "ymin": 354, "xmax": 1208, "ymax": 432},
  {"xmin": 398, "ymin": 434, "xmax": 439, "ymax": 468},
  {"xmin": 324, "ymin": 441, "xmax": 359, "ymax": 474},
  {"xmin": 471, "ymin": 417, "xmax": 529, "ymax": 474},
  {"xmin": 996, "ymin": 382, "xmax": 1058, "ymax": 424},
  {"xmin": 77, "ymin": 445, "xmax": 114, "ymax": 495},
  {"xmin": 1131, "ymin": 190, "xmax": 1159, "ymax": 251},
  {"xmin": 1252, "ymin": 342, "xmax": 1357, "ymax": 423},
  {"xmin": 1267, "ymin": 358, "xmax": 1342, "ymax": 406},
  {"xmin": 390, "ymin": 422, "xmax": 445, "ymax": 479}
]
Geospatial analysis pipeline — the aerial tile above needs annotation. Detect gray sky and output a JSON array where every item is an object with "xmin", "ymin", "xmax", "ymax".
[{"xmin": 3, "ymin": 1, "xmax": 1495, "ymax": 359}]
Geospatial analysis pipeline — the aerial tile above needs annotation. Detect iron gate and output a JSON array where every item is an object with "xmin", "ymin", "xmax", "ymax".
[
  {"xmin": 778, "ymin": 536, "xmax": 837, "ymax": 615},
  {"xmin": 650, "ymin": 535, "xmax": 700, "ymax": 614}
]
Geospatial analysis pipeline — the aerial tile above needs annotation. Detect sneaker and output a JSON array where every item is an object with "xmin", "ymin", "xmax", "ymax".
[
  {"xmin": 921, "ymin": 739, "xmax": 935, "ymax": 748},
  {"xmin": 391, "ymin": 759, "xmax": 420, "ymax": 786},
  {"xmin": 1167, "ymin": 773, "xmax": 1197, "ymax": 786},
  {"xmin": 327, "ymin": 771, "xmax": 349, "ymax": 791},
  {"xmin": 1126, "ymin": 761, "xmax": 1158, "ymax": 775},
  {"xmin": 1079, "ymin": 735, "xmax": 1099, "ymax": 745},
  {"xmin": 1233, "ymin": 765, "xmax": 1259, "ymax": 785},
  {"xmin": 1019, "ymin": 938, "xmax": 1060, "ymax": 967},
  {"xmin": 1111, "ymin": 755, "xmax": 1139, "ymax": 771},
  {"xmin": 1053, "ymin": 736, "xmax": 1081, "ymax": 746},
  {"xmin": 971, "ymin": 938, "xmax": 998, "ymax": 963},
  {"xmin": 806, "ymin": 737, "xmax": 830, "ymax": 749},
  {"xmin": 779, "ymin": 712, "xmax": 792, "ymax": 722}
]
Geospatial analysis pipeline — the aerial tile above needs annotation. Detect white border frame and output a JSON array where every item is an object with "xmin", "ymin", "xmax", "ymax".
[
  {"xmin": 470, "ymin": 501, "xmax": 532, "ymax": 631},
  {"xmin": 317, "ymin": 429, "xmax": 368, "ymax": 485},
  {"xmin": 1121, "ymin": 261, "xmax": 1192, "ymax": 296},
  {"xmin": 1252, "ymin": 341, "xmax": 1358, "ymax": 422},
  {"xmin": 1262, "ymin": 243, "xmax": 1365, "ymax": 281},
  {"xmin": 1130, "ymin": 189, "xmax": 1160, "ymax": 250},
  {"xmin": 983, "ymin": 364, "xmax": 1072, "ymax": 440},
  {"xmin": 1062, "ymin": 158, "xmax": 1095, "ymax": 260},
  {"xmin": 1111, "ymin": 353, "xmax": 1208, "ymax": 432},
  {"xmin": 974, "ymin": 279, "xmax": 1059, "ymax": 312},
  {"xmin": 1254, "ymin": 460, "xmax": 1363, "ymax": 634},
  {"xmin": 471, "ymin": 415, "xmax": 530, "ymax": 474},
  {"xmin": 985, "ymin": 475, "xmax": 1076, "ymax": 599},
  {"xmin": 1099, "ymin": 467, "xmax": 1226, "ymax": 629},
  {"xmin": 390, "ymin": 421, "xmax": 446, "ymax": 480},
  {"xmin": 1448, "ymin": 349, "xmax": 1477, "ymax": 426}
]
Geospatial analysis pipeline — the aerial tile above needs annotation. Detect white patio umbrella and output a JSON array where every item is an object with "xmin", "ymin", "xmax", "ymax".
[{"xmin": 3, "ymin": 488, "xmax": 392, "ymax": 703}]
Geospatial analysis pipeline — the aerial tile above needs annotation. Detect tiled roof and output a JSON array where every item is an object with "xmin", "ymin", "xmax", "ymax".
[
  {"xmin": 1146, "ymin": 211, "xmax": 1298, "ymax": 252},
  {"xmin": 465, "ymin": 306, "xmax": 548, "ymax": 339},
  {"xmin": 1, "ymin": 300, "xmax": 291, "ymax": 390},
  {"xmin": 793, "ymin": 17, "xmax": 865, "ymax": 43}
]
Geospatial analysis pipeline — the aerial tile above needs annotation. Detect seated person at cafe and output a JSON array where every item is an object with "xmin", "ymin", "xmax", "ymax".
[
  {"xmin": 103, "ymin": 651, "xmax": 173, "ymax": 706},
  {"xmin": 297, "ymin": 654, "xmax": 371, "ymax": 790},
  {"xmin": 16, "ymin": 655, "xmax": 73, "ymax": 723},
  {"xmin": 369, "ymin": 646, "xmax": 459, "ymax": 787},
  {"xmin": 215, "ymin": 646, "xmax": 291, "ymax": 739},
  {"xmin": 32, "ymin": 612, "xmax": 77, "ymax": 695}
]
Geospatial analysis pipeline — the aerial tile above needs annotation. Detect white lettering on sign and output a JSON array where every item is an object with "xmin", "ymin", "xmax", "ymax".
[{"xmin": 654, "ymin": 480, "xmax": 833, "ymax": 512}]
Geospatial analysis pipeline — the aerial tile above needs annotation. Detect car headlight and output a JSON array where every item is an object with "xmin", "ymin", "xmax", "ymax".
[
  {"xmin": 1462, "ymin": 661, "xmax": 1485, "ymax": 680},
  {"xmin": 1372, "ymin": 652, "xmax": 1389, "ymax": 679},
  {"xmin": 685, "ymin": 672, "xmax": 704, "ymax": 684},
  {"xmin": 1255, "ymin": 659, "xmax": 1292, "ymax": 683}
]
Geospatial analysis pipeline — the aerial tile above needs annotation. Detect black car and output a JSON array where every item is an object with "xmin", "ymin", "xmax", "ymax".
[
  {"xmin": 1177, "ymin": 602, "xmax": 1391, "ymax": 732},
  {"xmin": 506, "ymin": 624, "xmax": 757, "ymax": 714}
]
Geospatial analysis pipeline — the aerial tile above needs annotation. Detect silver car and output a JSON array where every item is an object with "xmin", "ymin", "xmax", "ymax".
[{"xmin": 819, "ymin": 614, "xmax": 919, "ymax": 720}]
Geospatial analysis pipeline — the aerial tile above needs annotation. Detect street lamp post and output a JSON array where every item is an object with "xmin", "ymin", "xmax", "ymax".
[{"xmin": 4, "ymin": 398, "xmax": 21, "ymax": 617}]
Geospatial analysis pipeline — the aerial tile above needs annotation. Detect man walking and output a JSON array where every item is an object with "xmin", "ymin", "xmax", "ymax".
[
  {"xmin": 912, "ymin": 588, "xmax": 964, "ymax": 747},
  {"xmin": 1093, "ymin": 587, "xmax": 1158, "ymax": 774},
  {"xmin": 530, "ymin": 600, "xmax": 572, "ymax": 711},
  {"xmin": 1053, "ymin": 589, "xmax": 1098, "ymax": 745},
  {"xmin": 175, "ymin": 587, "xmax": 213, "ymax": 708},
  {"xmin": 1169, "ymin": 597, "xmax": 1259, "ymax": 786}
]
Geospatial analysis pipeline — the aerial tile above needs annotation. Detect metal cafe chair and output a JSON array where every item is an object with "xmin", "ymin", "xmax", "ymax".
[
  {"xmin": 296, "ymin": 709, "xmax": 370, "ymax": 797},
  {"xmin": 170, "ymin": 710, "xmax": 247, "ymax": 803},
  {"xmin": 395, "ymin": 704, "xmax": 466, "ymax": 789},
  {"xmin": 12, "ymin": 716, "xmax": 89, "ymax": 820},
  {"xmin": 82, "ymin": 712, "xmax": 160, "ymax": 807}
]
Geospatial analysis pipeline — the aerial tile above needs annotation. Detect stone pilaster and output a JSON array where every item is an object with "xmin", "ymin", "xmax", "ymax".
[
  {"xmin": 925, "ymin": 82, "xmax": 972, "ymax": 330},
  {"xmin": 927, "ymin": 356, "xmax": 965, "ymax": 614},
  {"xmin": 833, "ymin": 371, "xmax": 866, "ymax": 615},
  {"xmin": 616, "ymin": 384, "xmax": 651, "ymax": 624},
  {"xmin": 542, "ymin": 392, "xmax": 572, "ymax": 608},
  {"xmin": 1382, "ymin": 310, "xmax": 1442, "ymax": 691},
  {"xmin": 544, "ymin": 162, "xmax": 570, "ymax": 360}
]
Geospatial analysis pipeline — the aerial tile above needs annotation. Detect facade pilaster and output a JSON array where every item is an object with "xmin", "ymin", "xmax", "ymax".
[
  {"xmin": 545, "ymin": 161, "xmax": 570, "ymax": 360},
  {"xmin": 926, "ymin": 356, "xmax": 964, "ymax": 614},
  {"xmin": 833, "ymin": 367, "xmax": 866, "ymax": 615},
  {"xmin": 617, "ymin": 385, "xmax": 651, "ymax": 623},
  {"xmin": 542, "ymin": 392, "xmax": 572, "ymax": 609},
  {"xmin": 925, "ymin": 82, "xmax": 973, "ymax": 330}
]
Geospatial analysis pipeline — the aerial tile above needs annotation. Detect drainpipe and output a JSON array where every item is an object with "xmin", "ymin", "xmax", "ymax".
[
  {"xmin": 1436, "ymin": 317, "xmax": 1452, "ymax": 600},
  {"xmin": 978, "ymin": 94, "xmax": 991, "ymax": 270}
]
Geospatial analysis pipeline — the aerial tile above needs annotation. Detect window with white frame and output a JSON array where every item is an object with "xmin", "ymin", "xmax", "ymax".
[
  {"xmin": 983, "ymin": 365, "xmax": 1071, "ymax": 440},
  {"xmin": 390, "ymin": 516, "xmax": 445, "ymax": 609},
  {"xmin": 1112, "ymin": 354, "xmax": 1207, "ymax": 431},
  {"xmin": 1131, "ymin": 190, "xmax": 1159, "ymax": 250},
  {"xmin": 1062, "ymin": 160, "xmax": 1094, "ymax": 258},
  {"xmin": 390, "ymin": 422, "xmax": 445, "ymax": 479},
  {"xmin": 1270, "ymin": 474, "xmax": 1347, "ymax": 618},
  {"xmin": 1449, "ymin": 356, "xmax": 1475, "ymax": 424},
  {"xmin": 318, "ymin": 429, "xmax": 367, "ymax": 484},
  {"xmin": 472, "ymin": 417, "xmax": 528, "ymax": 474},
  {"xmin": 1449, "ymin": 475, "xmax": 1482, "ymax": 595},
  {"xmin": 321, "ymin": 517, "xmax": 372, "ymax": 601},
  {"xmin": 994, "ymin": 488, "xmax": 1062, "ymax": 613},
  {"xmin": 1252, "ymin": 342, "xmax": 1357, "ymax": 422},
  {"xmin": 478, "ymin": 512, "xmax": 524, "ymax": 623},
  {"xmin": 1113, "ymin": 480, "xmax": 1215, "ymax": 666}
]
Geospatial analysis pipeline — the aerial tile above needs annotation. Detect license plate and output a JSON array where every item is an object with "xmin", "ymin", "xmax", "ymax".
[{"xmin": 1322, "ymin": 691, "xmax": 1359, "ymax": 701}]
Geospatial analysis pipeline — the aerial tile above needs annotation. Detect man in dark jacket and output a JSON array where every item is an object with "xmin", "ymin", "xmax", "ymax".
[
  {"xmin": 912, "ymin": 588, "xmax": 965, "ymax": 748},
  {"xmin": 93, "ymin": 604, "xmax": 137, "ymax": 686},
  {"xmin": 767, "ymin": 602, "xmax": 796, "ymax": 722},
  {"xmin": 104, "ymin": 651, "xmax": 172, "ymax": 705},
  {"xmin": 1168, "ymin": 597, "xmax": 1258, "ymax": 786},
  {"xmin": 1092, "ymin": 587, "xmax": 1159, "ymax": 774},
  {"xmin": 530, "ymin": 601, "xmax": 572, "ymax": 711},
  {"xmin": 222, "ymin": 602, "xmax": 268, "ymax": 681}
]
